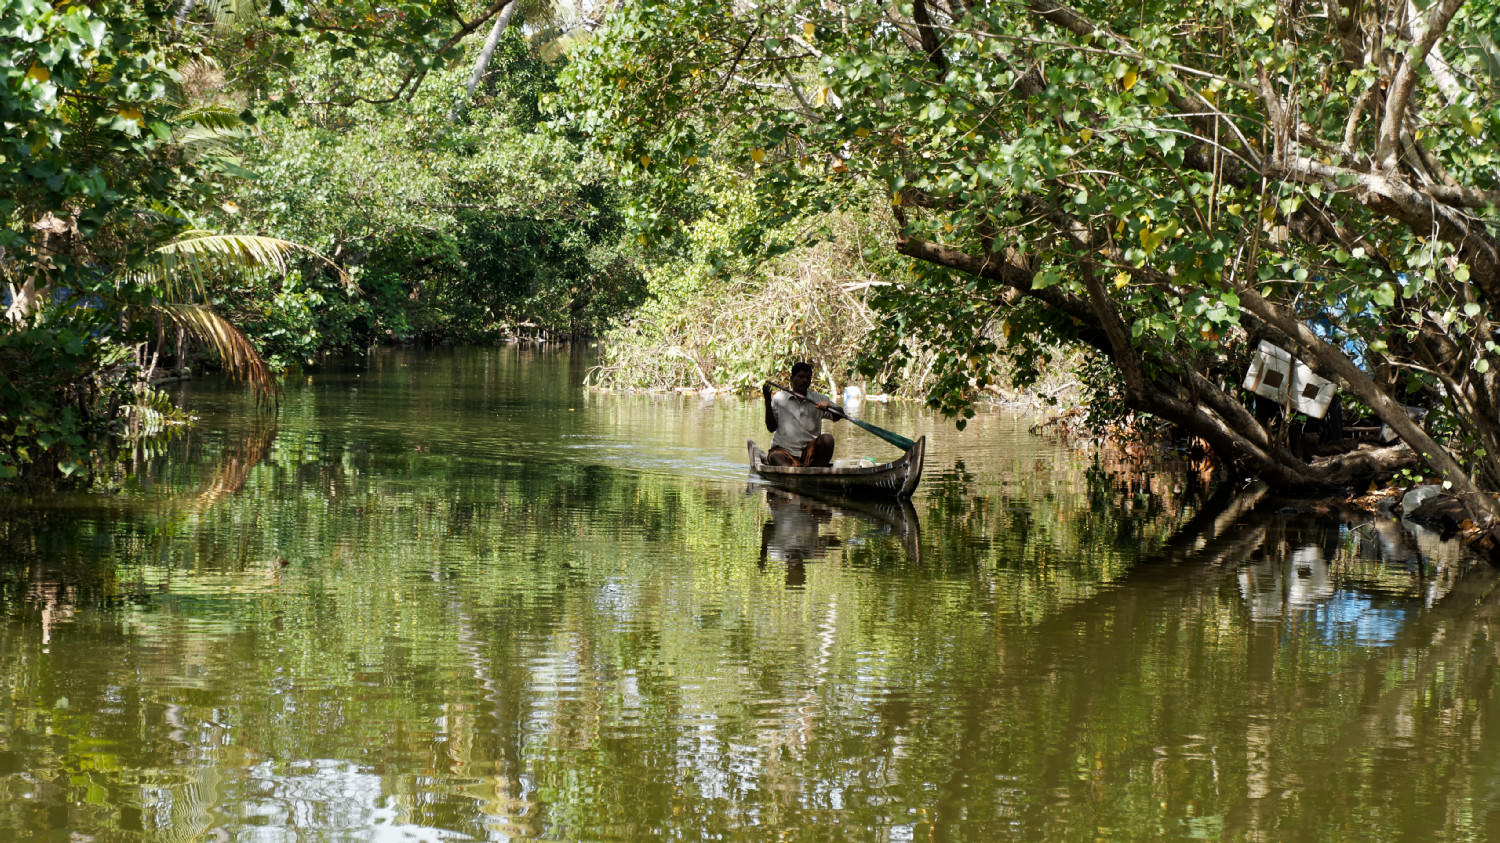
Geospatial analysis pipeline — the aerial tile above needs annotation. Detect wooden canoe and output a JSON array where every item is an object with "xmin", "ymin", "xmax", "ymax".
[{"xmin": 747, "ymin": 436, "xmax": 925, "ymax": 498}]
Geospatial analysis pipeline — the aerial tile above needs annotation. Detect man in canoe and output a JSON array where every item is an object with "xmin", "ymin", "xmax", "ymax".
[{"xmin": 762, "ymin": 362, "xmax": 842, "ymax": 467}]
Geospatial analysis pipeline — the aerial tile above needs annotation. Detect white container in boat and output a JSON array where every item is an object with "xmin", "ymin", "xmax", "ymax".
[{"xmin": 1241, "ymin": 341, "xmax": 1335, "ymax": 419}]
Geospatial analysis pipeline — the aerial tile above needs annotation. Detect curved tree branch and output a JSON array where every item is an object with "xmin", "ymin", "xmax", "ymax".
[{"xmin": 1375, "ymin": 0, "xmax": 1467, "ymax": 170}]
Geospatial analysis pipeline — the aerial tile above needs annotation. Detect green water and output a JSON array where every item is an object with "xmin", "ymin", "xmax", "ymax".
[{"xmin": 2, "ymin": 346, "xmax": 1498, "ymax": 841}]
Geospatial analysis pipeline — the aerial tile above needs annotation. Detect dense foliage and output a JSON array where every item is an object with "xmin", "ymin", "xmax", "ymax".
[
  {"xmin": 10, "ymin": 0, "xmax": 1500, "ymax": 544},
  {"xmin": 1, "ymin": 1, "xmax": 242, "ymax": 484},
  {"xmin": 212, "ymin": 26, "xmax": 644, "ymax": 365},
  {"xmin": 1, "ymin": 1, "xmax": 643, "ymax": 488},
  {"xmin": 564, "ymin": 0, "xmax": 1500, "ymax": 537}
]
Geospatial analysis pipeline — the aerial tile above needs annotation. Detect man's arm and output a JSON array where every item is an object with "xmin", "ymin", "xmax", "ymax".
[
  {"xmin": 811, "ymin": 392, "xmax": 842, "ymax": 421},
  {"xmin": 763, "ymin": 383, "xmax": 778, "ymax": 432}
]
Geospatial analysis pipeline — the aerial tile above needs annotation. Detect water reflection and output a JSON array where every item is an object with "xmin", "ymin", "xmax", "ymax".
[
  {"xmin": 1224, "ymin": 499, "xmax": 1473, "ymax": 648},
  {"xmin": 2, "ymin": 347, "xmax": 1499, "ymax": 840},
  {"xmin": 756, "ymin": 488, "xmax": 921, "ymax": 586}
]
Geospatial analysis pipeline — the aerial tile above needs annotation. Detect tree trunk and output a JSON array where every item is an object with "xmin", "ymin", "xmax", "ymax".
[
  {"xmin": 1237, "ymin": 286, "xmax": 1500, "ymax": 529},
  {"xmin": 448, "ymin": 2, "xmax": 520, "ymax": 121},
  {"xmin": 175, "ymin": 0, "xmax": 200, "ymax": 28}
]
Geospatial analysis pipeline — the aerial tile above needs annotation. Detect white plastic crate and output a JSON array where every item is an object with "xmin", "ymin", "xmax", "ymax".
[{"xmin": 1241, "ymin": 341, "xmax": 1336, "ymax": 419}]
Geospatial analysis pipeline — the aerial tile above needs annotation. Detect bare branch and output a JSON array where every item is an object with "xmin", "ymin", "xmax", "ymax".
[
  {"xmin": 912, "ymin": 0, "xmax": 950, "ymax": 73},
  {"xmin": 1375, "ymin": 0, "xmax": 1466, "ymax": 170}
]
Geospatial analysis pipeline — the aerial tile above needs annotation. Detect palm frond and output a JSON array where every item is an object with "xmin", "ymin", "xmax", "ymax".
[
  {"xmin": 175, "ymin": 105, "xmax": 253, "ymax": 147},
  {"xmin": 135, "ymin": 230, "xmax": 350, "ymax": 300},
  {"xmin": 157, "ymin": 302, "xmax": 279, "ymax": 405}
]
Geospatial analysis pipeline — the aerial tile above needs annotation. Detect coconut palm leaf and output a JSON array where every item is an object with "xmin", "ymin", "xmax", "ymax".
[
  {"xmin": 132, "ymin": 230, "xmax": 350, "ymax": 301},
  {"xmin": 157, "ymin": 302, "xmax": 279, "ymax": 404},
  {"xmin": 175, "ymin": 104, "xmax": 253, "ymax": 148}
]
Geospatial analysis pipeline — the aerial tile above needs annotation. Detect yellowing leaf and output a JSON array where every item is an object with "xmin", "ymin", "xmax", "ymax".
[
  {"xmin": 1467, "ymin": 118, "xmax": 1484, "ymax": 138},
  {"xmin": 1121, "ymin": 69, "xmax": 1137, "ymax": 91},
  {"xmin": 1114, "ymin": 271, "xmax": 1131, "ymax": 289},
  {"xmin": 803, "ymin": 21, "xmax": 815, "ymax": 40},
  {"xmin": 854, "ymin": 126, "xmax": 870, "ymax": 139},
  {"xmin": 815, "ymin": 86, "xmax": 829, "ymax": 107},
  {"xmin": 1255, "ymin": 13, "xmax": 1274, "ymax": 31},
  {"xmin": 749, "ymin": 147, "xmax": 765, "ymax": 163},
  {"xmin": 1078, "ymin": 128, "xmax": 1093, "ymax": 142},
  {"xmin": 1000, "ymin": 319, "xmax": 1013, "ymax": 341},
  {"xmin": 637, "ymin": 234, "xmax": 648, "ymax": 246},
  {"xmin": 639, "ymin": 154, "xmax": 651, "ymax": 167},
  {"xmin": 686, "ymin": 155, "xmax": 698, "ymax": 166},
  {"xmin": 118, "ymin": 107, "xmax": 144, "ymax": 124},
  {"xmin": 891, "ymin": 191, "xmax": 903, "ymax": 207},
  {"xmin": 26, "ymin": 63, "xmax": 49, "ymax": 83}
]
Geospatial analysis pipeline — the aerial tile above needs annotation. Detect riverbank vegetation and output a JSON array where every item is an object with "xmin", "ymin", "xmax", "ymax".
[
  {"xmin": 565, "ymin": 0, "xmax": 1500, "ymax": 548},
  {"xmin": 6, "ymin": 0, "xmax": 1500, "ymax": 556},
  {"xmin": 2, "ymin": 1, "xmax": 643, "ymax": 487},
  {"xmin": 586, "ymin": 182, "xmax": 1080, "ymax": 403}
]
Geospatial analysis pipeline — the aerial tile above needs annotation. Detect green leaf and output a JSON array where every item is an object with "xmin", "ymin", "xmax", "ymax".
[{"xmin": 1373, "ymin": 283, "xmax": 1396, "ymax": 308}]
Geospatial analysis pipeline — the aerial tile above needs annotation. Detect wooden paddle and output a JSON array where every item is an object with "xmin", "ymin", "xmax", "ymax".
[{"xmin": 767, "ymin": 381, "xmax": 916, "ymax": 451}]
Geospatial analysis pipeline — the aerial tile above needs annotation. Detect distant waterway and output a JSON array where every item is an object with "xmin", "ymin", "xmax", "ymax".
[{"xmin": 1, "ymin": 345, "xmax": 1495, "ymax": 840}]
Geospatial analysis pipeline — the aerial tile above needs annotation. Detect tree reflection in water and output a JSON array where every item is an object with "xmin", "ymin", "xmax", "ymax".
[{"xmin": 5, "ymin": 351, "xmax": 1500, "ymax": 840}]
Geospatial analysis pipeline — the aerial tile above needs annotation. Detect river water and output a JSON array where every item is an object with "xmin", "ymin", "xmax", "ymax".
[{"xmin": 1, "ymin": 346, "xmax": 1497, "ymax": 840}]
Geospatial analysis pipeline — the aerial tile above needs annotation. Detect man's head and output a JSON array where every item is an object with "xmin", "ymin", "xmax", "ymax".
[{"xmin": 790, "ymin": 361, "xmax": 813, "ymax": 394}]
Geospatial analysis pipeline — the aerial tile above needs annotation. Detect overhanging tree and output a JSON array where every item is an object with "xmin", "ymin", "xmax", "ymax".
[
  {"xmin": 565, "ymin": 0, "xmax": 1500, "ymax": 538},
  {"xmin": 1, "ymin": 1, "xmax": 345, "ymax": 483}
]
